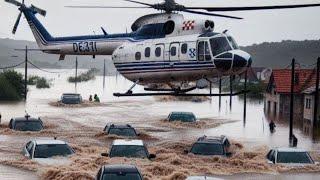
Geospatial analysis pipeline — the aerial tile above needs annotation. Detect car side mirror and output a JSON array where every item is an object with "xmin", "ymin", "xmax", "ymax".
[
  {"xmin": 101, "ymin": 153, "xmax": 109, "ymax": 157},
  {"xmin": 183, "ymin": 149, "xmax": 189, "ymax": 154},
  {"xmin": 149, "ymin": 154, "xmax": 156, "ymax": 159},
  {"xmin": 226, "ymin": 152, "xmax": 232, "ymax": 157},
  {"xmin": 137, "ymin": 133, "xmax": 141, "ymax": 136}
]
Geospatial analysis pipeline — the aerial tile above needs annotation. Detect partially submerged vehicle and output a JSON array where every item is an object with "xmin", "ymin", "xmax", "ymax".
[
  {"xmin": 185, "ymin": 135, "xmax": 232, "ymax": 156},
  {"xmin": 96, "ymin": 164, "xmax": 143, "ymax": 180},
  {"xmin": 104, "ymin": 124, "xmax": 139, "ymax": 137},
  {"xmin": 60, "ymin": 93, "xmax": 82, "ymax": 104},
  {"xmin": 266, "ymin": 147, "xmax": 316, "ymax": 165},
  {"xmin": 102, "ymin": 139, "xmax": 156, "ymax": 159},
  {"xmin": 9, "ymin": 115, "xmax": 43, "ymax": 131},
  {"xmin": 167, "ymin": 112, "xmax": 197, "ymax": 122},
  {"xmin": 23, "ymin": 139, "xmax": 75, "ymax": 165}
]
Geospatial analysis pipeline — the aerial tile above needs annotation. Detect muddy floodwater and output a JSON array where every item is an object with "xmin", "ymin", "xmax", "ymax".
[{"xmin": 0, "ymin": 69, "xmax": 320, "ymax": 180}]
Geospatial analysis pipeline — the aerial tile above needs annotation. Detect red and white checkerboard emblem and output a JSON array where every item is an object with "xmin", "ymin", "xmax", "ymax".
[{"xmin": 182, "ymin": 20, "xmax": 195, "ymax": 31}]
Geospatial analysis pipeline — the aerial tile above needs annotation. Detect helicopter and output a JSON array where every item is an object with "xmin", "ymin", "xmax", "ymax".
[{"xmin": 5, "ymin": 0, "xmax": 320, "ymax": 96}]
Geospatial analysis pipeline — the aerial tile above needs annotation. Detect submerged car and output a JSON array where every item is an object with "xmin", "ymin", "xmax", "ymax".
[
  {"xmin": 185, "ymin": 135, "xmax": 232, "ymax": 156},
  {"xmin": 96, "ymin": 164, "xmax": 143, "ymax": 180},
  {"xmin": 23, "ymin": 139, "xmax": 75, "ymax": 159},
  {"xmin": 104, "ymin": 124, "xmax": 139, "ymax": 137},
  {"xmin": 266, "ymin": 147, "xmax": 316, "ymax": 165},
  {"xmin": 61, "ymin": 93, "xmax": 82, "ymax": 104},
  {"xmin": 9, "ymin": 115, "xmax": 43, "ymax": 131},
  {"xmin": 167, "ymin": 112, "xmax": 197, "ymax": 122},
  {"xmin": 102, "ymin": 139, "xmax": 156, "ymax": 159}
]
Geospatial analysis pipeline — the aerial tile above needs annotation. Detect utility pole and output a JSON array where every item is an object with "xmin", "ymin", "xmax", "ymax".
[
  {"xmin": 75, "ymin": 57, "xmax": 78, "ymax": 91},
  {"xmin": 243, "ymin": 70, "xmax": 248, "ymax": 125},
  {"xmin": 24, "ymin": 46, "xmax": 28, "ymax": 100},
  {"xmin": 314, "ymin": 57, "xmax": 320, "ymax": 128},
  {"xmin": 103, "ymin": 59, "xmax": 106, "ymax": 89},
  {"xmin": 219, "ymin": 77, "xmax": 222, "ymax": 111},
  {"xmin": 229, "ymin": 75, "xmax": 233, "ymax": 110},
  {"xmin": 289, "ymin": 58, "xmax": 295, "ymax": 141}
]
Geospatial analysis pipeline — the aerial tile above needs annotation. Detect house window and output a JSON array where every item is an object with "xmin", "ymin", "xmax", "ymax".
[
  {"xmin": 145, "ymin": 47, "xmax": 150, "ymax": 57},
  {"xmin": 135, "ymin": 52, "xmax": 141, "ymax": 60},
  {"xmin": 306, "ymin": 98, "xmax": 312, "ymax": 109},
  {"xmin": 295, "ymin": 73, "xmax": 299, "ymax": 85}
]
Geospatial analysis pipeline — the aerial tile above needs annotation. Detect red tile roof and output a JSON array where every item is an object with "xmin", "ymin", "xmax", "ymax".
[{"xmin": 270, "ymin": 69, "xmax": 316, "ymax": 93}]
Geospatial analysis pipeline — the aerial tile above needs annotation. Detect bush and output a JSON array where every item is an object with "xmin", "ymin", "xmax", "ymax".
[
  {"xmin": 28, "ymin": 75, "xmax": 41, "ymax": 85},
  {"xmin": 0, "ymin": 70, "xmax": 25, "ymax": 100},
  {"xmin": 36, "ymin": 77, "xmax": 50, "ymax": 89},
  {"xmin": 68, "ymin": 68, "xmax": 98, "ymax": 83}
]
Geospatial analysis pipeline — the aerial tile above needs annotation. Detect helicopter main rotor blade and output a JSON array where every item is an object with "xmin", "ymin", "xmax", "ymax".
[
  {"xmin": 186, "ymin": 3, "xmax": 320, "ymax": 12},
  {"xmin": 182, "ymin": 9, "xmax": 243, "ymax": 20},
  {"xmin": 12, "ymin": 11, "xmax": 22, "ymax": 34},
  {"xmin": 123, "ymin": 0, "xmax": 154, "ymax": 7},
  {"xmin": 4, "ymin": 0, "xmax": 23, "ymax": 6},
  {"xmin": 65, "ymin": 5, "xmax": 150, "ymax": 9}
]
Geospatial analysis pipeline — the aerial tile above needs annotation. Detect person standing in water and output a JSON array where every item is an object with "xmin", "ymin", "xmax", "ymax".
[
  {"xmin": 89, "ymin": 95, "xmax": 93, "ymax": 102},
  {"xmin": 269, "ymin": 120, "xmax": 276, "ymax": 133},
  {"xmin": 94, "ymin": 94, "xmax": 100, "ymax": 103}
]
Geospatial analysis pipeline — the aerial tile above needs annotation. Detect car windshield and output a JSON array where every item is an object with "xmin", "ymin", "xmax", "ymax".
[
  {"xmin": 169, "ymin": 113, "xmax": 196, "ymax": 122},
  {"xmin": 277, "ymin": 152, "xmax": 313, "ymax": 164},
  {"xmin": 34, "ymin": 144, "xmax": 74, "ymax": 158},
  {"xmin": 110, "ymin": 145, "xmax": 148, "ymax": 158},
  {"xmin": 210, "ymin": 37, "xmax": 232, "ymax": 57},
  {"xmin": 14, "ymin": 121, "xmax": 43, "ymax": 131},
  {"xmin": 102, "ymin": 173, "xmax": 142, "ymax": 180},
  {"xmin": 108, "ymin": 128, "xmax": 137, "ymax": 137},
  {"xmin": 227, "ymin": 36, "xmax": 239, "ymax": 49},
  {"xmin": 191, "ymin": 143, "xmax": 224, "ymax": 155}
]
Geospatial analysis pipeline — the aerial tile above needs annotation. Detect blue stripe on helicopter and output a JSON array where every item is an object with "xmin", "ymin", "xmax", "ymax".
[
  {"xmin": 119, "ymin": 67, "xmax": 215, "ymax": 74},
  {"xmin": 116, "ymin": 63, "xmax": 215, "ymax": 72},
  {"xmin": 114, "ymin": 61, "xmax": 214, "ymax": 68}
]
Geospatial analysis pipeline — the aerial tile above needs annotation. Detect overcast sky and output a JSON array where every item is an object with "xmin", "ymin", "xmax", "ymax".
[{"xmin": 0, "ymin": 0, "xmax": 320, "ymax": 46}]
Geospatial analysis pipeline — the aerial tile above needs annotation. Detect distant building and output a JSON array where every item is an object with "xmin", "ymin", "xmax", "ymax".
[
  {"xmin": 265, "ymin": 69, "xmax": 316, "ymax": 123},
  {"xmin": 302, "ymin": 86, "xmax": 320, "ymax": 135},
  {"xmin": 240, "ymin": 67, "xmax": 272, "ymax": 83}
]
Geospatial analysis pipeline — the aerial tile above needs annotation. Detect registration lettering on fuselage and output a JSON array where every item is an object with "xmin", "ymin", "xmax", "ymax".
[{"xmin": 73, "ymin": 41, "xmax": 97, "ymax": 53}]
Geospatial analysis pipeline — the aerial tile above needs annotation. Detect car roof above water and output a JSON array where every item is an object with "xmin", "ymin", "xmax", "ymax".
[
  {"xmin": 197, "ymin": 135, "xmax": 227, "ymax": 144},
  {"xmin": 33, "ymin": 139, "xmax": 67, "ymax": 145},
  {"xmin": 12, "ymin": 117, "xmax": 41, "ymax": 121},
  {"xmin": 274, "ymin": 147, "xmax": 308, "ymax": 153},
  {"xmin": 108, "ymin": 124, "xmax": 134, "ymax": 129},
  {"xmin": 62, "ymin": 93, "xmax": 81, "ymax": 96},
  {"xmin": 112, "ymin": 139, "xmax": 144, "ymax": 146},
  {"xmin": 103, "ymin": 164, "xmax": 139, "ymax": 173}
]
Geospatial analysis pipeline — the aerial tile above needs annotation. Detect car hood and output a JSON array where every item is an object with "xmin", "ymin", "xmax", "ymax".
[{"xmin": 34, "ymin": 157, "xmax": 72, "ymax": 166}]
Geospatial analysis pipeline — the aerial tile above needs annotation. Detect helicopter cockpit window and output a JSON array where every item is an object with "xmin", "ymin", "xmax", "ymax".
[
  {"xmin": 181, "ymin": 43, "xmax": 188, "ymax": 54},
  {"xmin": 135, "ymin": 52, "xmax": 141, "ymax": 60},
  {"xmin": 170, "ymin": 46, "xmax": 177, "ymax": 56},
  {"xmin": 145, "ymin": 47, "xmax": 151, "ymax": 58},
  {"xmin": 210, "ymin": 37, "xmax": 232, "ymax": 57},
  {"xmin": 227, "ymin": 36, "xmax": 239, "ymax": 50},
  {"xmin": 198, "ymin": 41, "xmax": 211, "ymax": 61},
  {"xmin": 155, "ymin": 47, "xmax": 161, "ymax": 57}
]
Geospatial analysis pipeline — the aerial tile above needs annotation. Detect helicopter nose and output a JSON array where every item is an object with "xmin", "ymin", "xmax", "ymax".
[{"xmin": 232, "ymin": 50, "xmax": 252, "ymax": 69}]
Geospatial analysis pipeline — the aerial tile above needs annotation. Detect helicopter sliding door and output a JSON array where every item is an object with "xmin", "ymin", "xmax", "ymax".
[{"xmin": 169, "ymin": 42, "xmax": 180, "ymax": 61}]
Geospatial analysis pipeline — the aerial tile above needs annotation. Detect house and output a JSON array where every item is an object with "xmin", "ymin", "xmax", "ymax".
[
  {"xmin": 240, "ymin": 67, "xmax": 272, "ymax": 83},
  {"xmin": 302, "ymin": 86, "xmax": 320, "ymax": 135},
  {"xmin": 265, "ymin": 69, "xmax": 316, "ymax": 123}
]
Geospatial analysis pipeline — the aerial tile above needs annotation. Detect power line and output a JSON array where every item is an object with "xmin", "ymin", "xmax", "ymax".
[
  {"xmin": 0, "ymin": 61, "xmax": 25, "ymax": 69},
  {"xmin": 27, "ymin": 60, "xmax": 67, "ymax": 74}
]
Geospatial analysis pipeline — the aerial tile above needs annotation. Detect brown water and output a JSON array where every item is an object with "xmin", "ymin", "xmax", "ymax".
[{"xmin": 0, "ymin": 69, "xmax": 320, "ymax": 179}]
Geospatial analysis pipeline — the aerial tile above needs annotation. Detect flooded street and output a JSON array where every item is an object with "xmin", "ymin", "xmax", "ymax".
[{"xmin": 0, "ymin": 69, "xmax": 320, "ymax": 179}]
